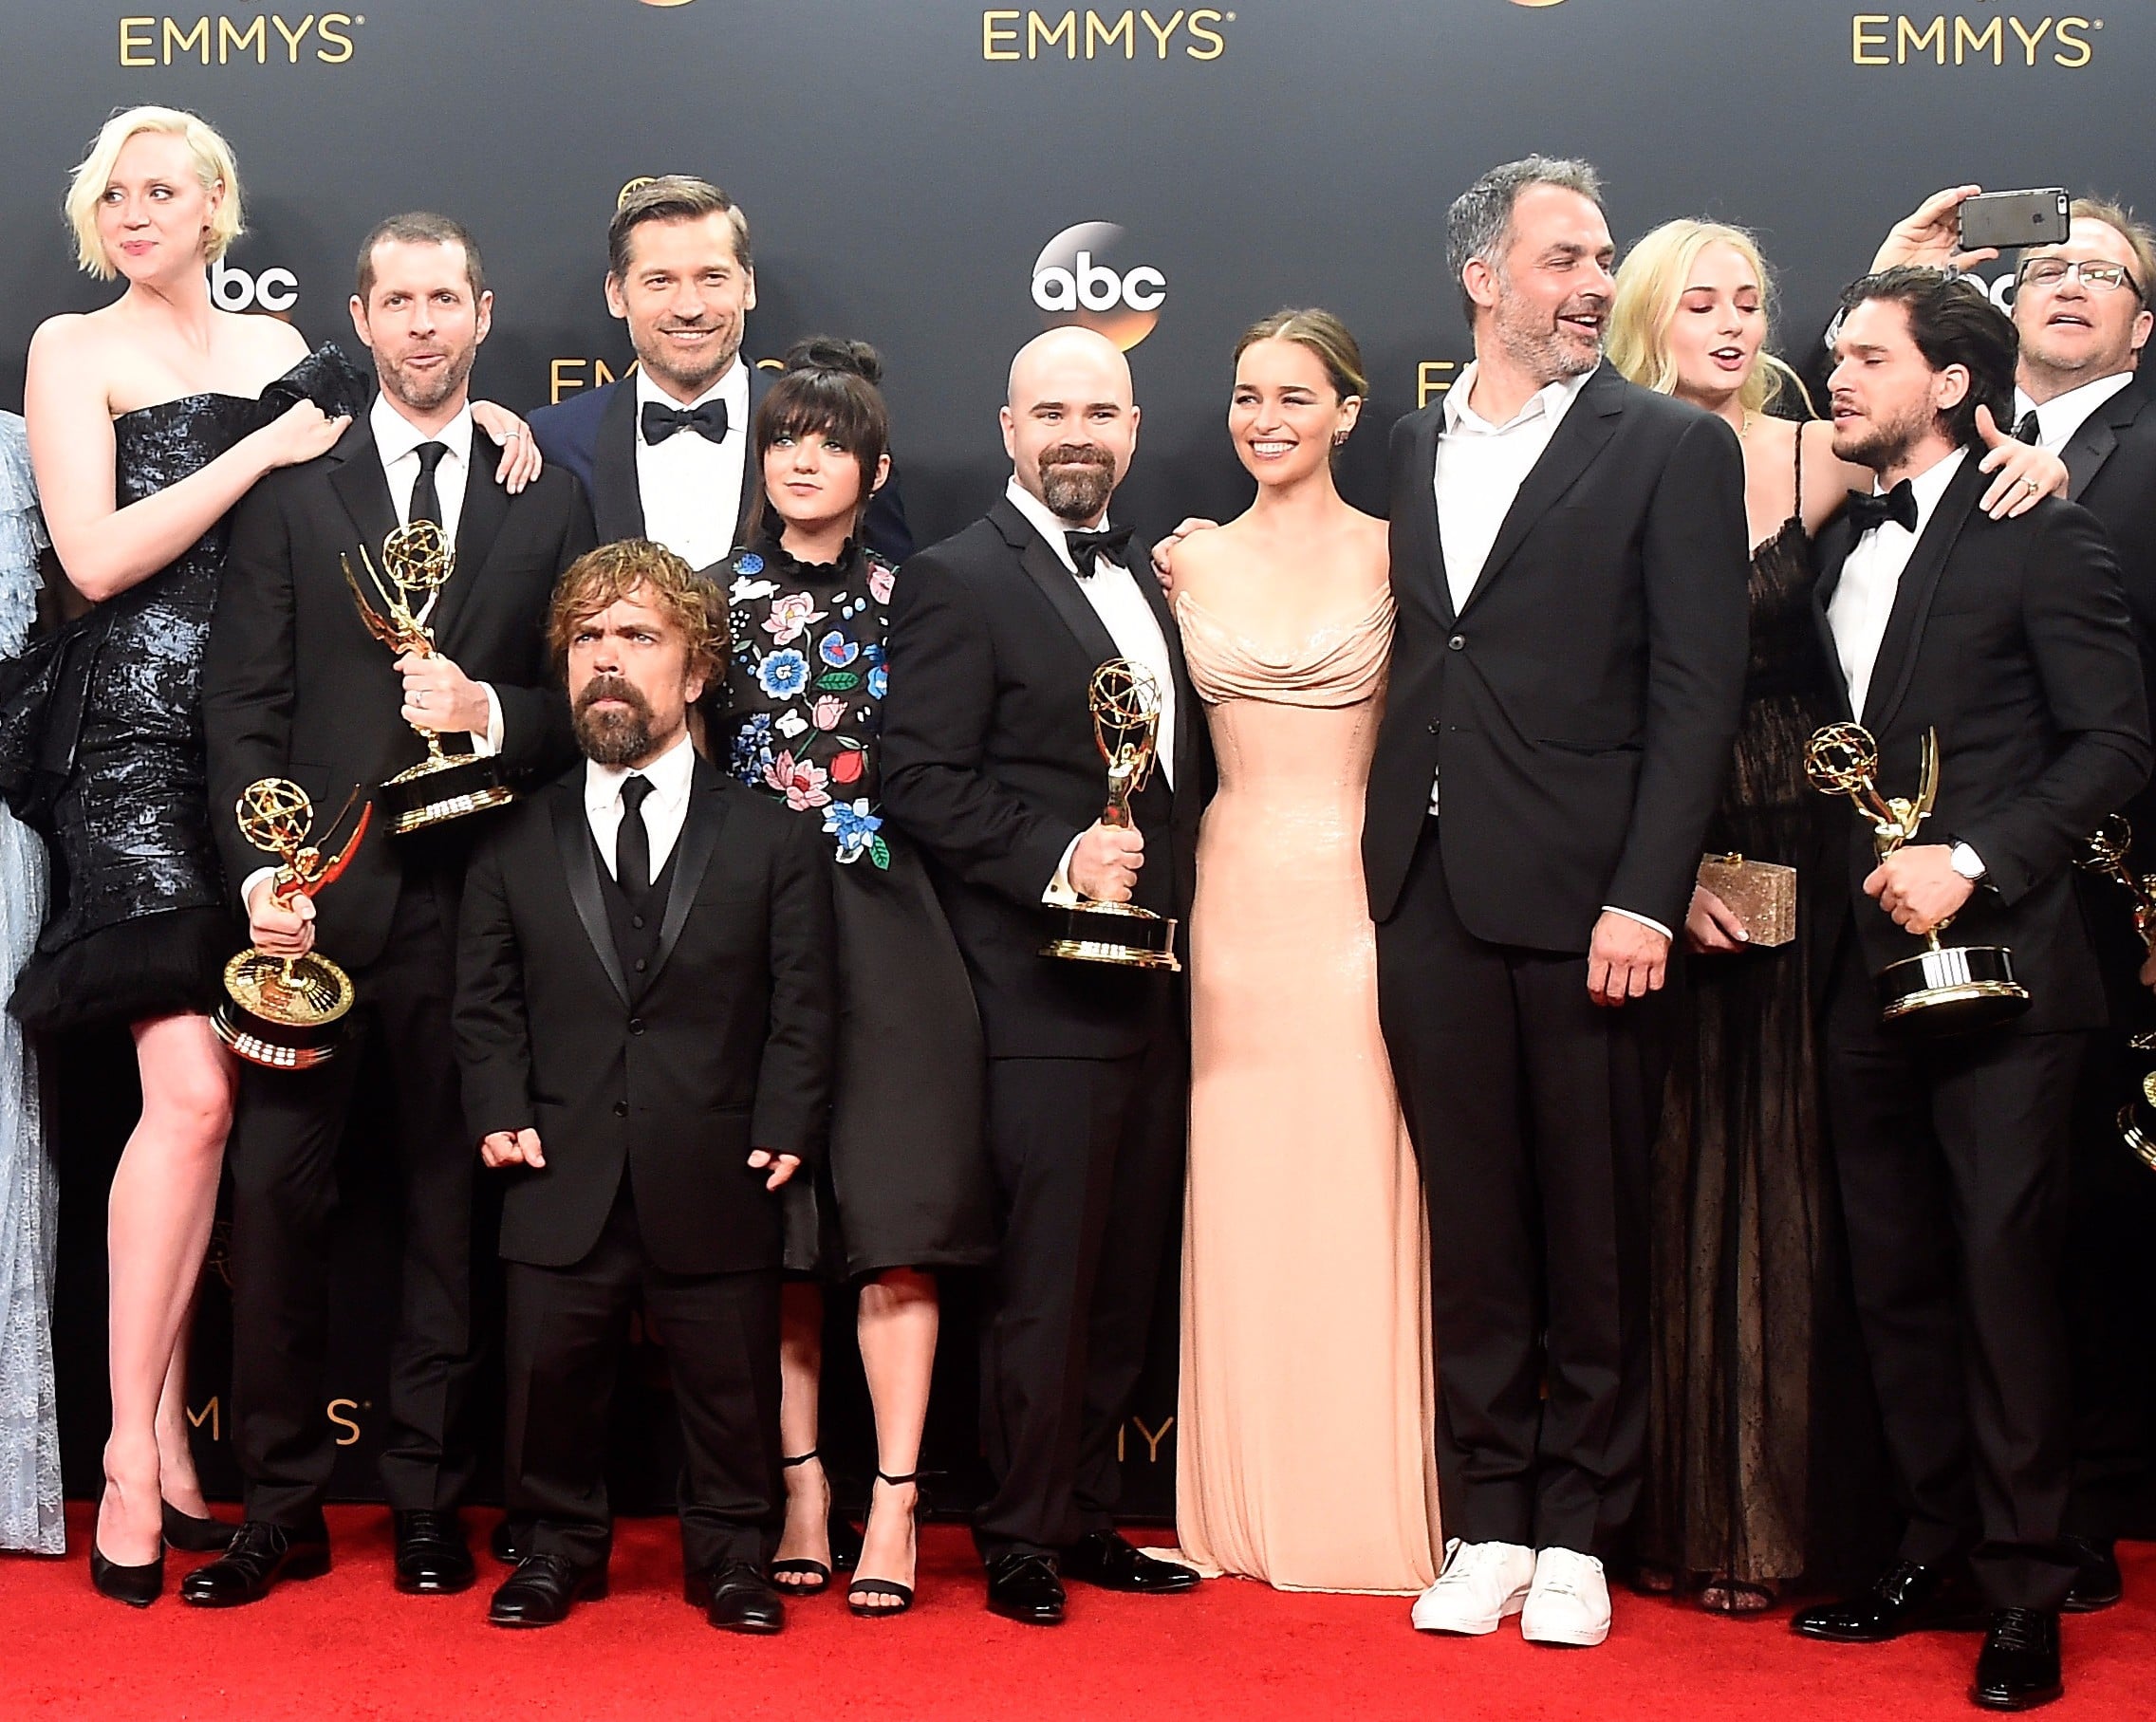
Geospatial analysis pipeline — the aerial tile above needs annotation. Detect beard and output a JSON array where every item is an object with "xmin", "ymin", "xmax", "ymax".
[
  {"xmin": 379, "ymin": 341, "xmax": 478, "ymax": 417},
  {"xmin": 1494, "ymin": 287, "xmax": 1604, "ymax": 384},
  {"xmin": 573, "ymin": 675, "xmax": 660, "ymax": 767},
  {"xmin": 1036, "ymin": 443, "xmax": 1118, "ymax": 523},
  {"xmin": 1831, "ymin": 398, "xmax": 1935, "ymax": 472},
  {"xmin": 634, "ymin": 319, "xmax": 743, "ymax": 399}
]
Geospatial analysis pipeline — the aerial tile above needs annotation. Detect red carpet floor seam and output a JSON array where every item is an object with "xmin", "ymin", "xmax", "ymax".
[{"xmin": 1, "ymin": 1507, "xmax": 2151, "ymax": 1720}]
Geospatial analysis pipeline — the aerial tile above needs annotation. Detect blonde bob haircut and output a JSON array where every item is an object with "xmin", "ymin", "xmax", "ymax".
[
  {"xmin": 1608, "ymin": 218, "xmax": 1811, "ymax": 419},
  {"xmin": 65, "ymin": 105, "xmax": 244, "ymax": 280}
]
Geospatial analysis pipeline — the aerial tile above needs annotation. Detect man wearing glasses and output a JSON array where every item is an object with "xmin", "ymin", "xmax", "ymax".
[{"xmin": 1871, "ymin": 189, "xmax": 2156, "ymax": 1621}]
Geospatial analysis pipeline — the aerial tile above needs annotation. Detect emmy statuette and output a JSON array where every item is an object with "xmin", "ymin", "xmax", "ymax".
[
  {"xmin": 1039, "ymin": 658, "xmax": 1180, "ymax": 972},
  {"xmin": 214, "ymin": 779, "xmax": 370, "ymax": 1070},
  {"xmin": 1806, "ymin": 721, "xmax": 2029, "ymax": 1031},
  {"xmin": 2073, "ymin": 815, "xmax": 2156, "ymax": 1173},
  {"xmin": 342, "ymin": 519, "xmax": 516, "ymax": 833}
]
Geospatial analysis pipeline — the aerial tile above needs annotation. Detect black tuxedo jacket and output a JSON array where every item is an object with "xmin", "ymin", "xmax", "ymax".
[
  {"xmin": 454, "ymin": 756, "xmax": 835, "ymax": 1274},
  {"xmin": 880, "ymin": 495, "xmax": 1201, "ymax": 1059},
  {"xmin": 1364, "ymin": 361, "xmax": 1752, "ymax": 947},
  {"xmin": 1811, "ymin": 455, "xmax": 2151, "ymax": 1033},
  {"xmin": 204, "ymin": 415, "xmax": 597, "ymax": 969},
  {"xmin": 528, "ymin": 369, "xmax": 914, "ymax": 566}
]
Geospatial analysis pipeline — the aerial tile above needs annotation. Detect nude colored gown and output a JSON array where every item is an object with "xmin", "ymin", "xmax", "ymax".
[{"xmin": 1170, "ymin": 582, "xmax": 1441, "ymax": 1594}]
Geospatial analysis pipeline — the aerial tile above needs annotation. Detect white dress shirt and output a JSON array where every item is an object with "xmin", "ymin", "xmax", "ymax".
[
  {"xmin": 1827, "ymin": 447, "xmax": 1968, "ymax": 722},
  {"xmin": 636, "ymin": 362, "xmax": 751, "ymax": 570},
  {"xmin": 585, "ymin": 729, "xmax": 697, "ymax": 880},
  {"xmin": 2012, "ymin": 371, "xmax": 2135, "ymax": 457}
]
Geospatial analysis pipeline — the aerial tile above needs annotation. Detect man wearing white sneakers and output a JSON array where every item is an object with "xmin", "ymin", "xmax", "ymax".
[{"xmin": 1366, "ymin": 157, "xmax": 1748, "ymax": 1651}]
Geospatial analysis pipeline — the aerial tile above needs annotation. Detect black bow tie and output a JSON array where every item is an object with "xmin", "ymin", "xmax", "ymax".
[
  {"xmin": 1066, "ymin": 526, "xmax": 1133, "ymax": 577},
  {"xmin": 641, "ymin": 398, "xmax": 729, "ymax": 447},
  {"xmin": 1845, "ymin": 480, "xmax": 1919, "ymax": 538}
]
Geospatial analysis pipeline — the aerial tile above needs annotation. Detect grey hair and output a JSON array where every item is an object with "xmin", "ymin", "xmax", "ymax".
[{"xmin": 1446, "ymin": 156, "xmax": 1605, "ymax": 324}]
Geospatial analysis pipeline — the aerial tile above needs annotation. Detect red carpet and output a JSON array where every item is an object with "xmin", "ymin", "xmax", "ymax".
[{"xmin": 3, "ymin": 1508, "xmax": 2152, "ymax": 1720}]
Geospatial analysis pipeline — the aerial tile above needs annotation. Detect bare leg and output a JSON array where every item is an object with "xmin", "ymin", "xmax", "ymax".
[
  {"xmin": 153, "ymin": 1283, "xmax": 210, "ymax": 1517},
  {"xmin": 853, "ymin": 1268, "xmax": 937, "ymax": 1607},
  {"xmin": 97, "ymin": 1013, "xmax": 233, "ymax": 1565},
  {"xmin": 772, "ymin": 1281, "xmax": 830, "ymax": 1585}
]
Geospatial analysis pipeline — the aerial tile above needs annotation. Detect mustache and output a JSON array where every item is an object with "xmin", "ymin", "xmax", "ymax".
[
  {"xmin": 575, "ymin": 675, "xmax": 653, "ymax": 717},
  {"xmin": 1039, "ymin": 442, "xmax": 1115, "ymax": 470}
]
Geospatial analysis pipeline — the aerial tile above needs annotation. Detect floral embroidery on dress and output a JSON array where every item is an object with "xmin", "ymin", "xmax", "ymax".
[{"xmin": 720, "ymin": 541, "xmax": 897, "ymax": 867}]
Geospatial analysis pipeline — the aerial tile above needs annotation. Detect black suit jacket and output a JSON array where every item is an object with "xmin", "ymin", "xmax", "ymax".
[
  {"xmin": 454, "ymin": 756, "xmax": 835, "ymax": 1274},
  {"xmin": 1364, "ymin": 361, "xmax": 1752, "ymax": 947},
  {"xmin": 203, "ymin": 416, "xmax": 597, "ymax": 969},
  {"xmin": 880, "ymin": 495, "xmax": 1201, "ymax": 1059},
  {"xmin": 528, "ymin": 369, "xmax": 914, "ymax": 566},
  {"xmin": 1812, "ymin": 455, "xmax": 2152, "ymax": 1032}
]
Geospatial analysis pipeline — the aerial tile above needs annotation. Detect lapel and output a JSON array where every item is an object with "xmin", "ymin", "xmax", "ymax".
[
  {"xmin": 550, "ymin": 778, "xmax": 629, "ymax": 1006},
  {"xmin": 989, "ymin": 495, "xmax": 1120, "ymax": 669},
  {"xmin": 2060, "ymin": 374, "xmax": 2148, "ymax": 501},
  {"xmin": 591, "ymin": 379, "xmax": 648, "ymax": 545},
  {"xmin": 644, "ymin": 755, "xmax": 729, "ymax": 997},
  {"xmin": 1457, "ymin": 361, "xmax": 1625, "ymax": 620},
  {"xmin": 1403, "ymin": 406, "xmax": 1454, "ymax": 624},
  {"xmin": 1860, "ymin": 454, "xmax": 1986, "ymax": 732},
  {"xmin": 325, "ymin": 417, "xmax": 399, "ymax": 559},
  {"xmin": 429, "ymin": 446, "xmax": 511, "ymax": 653},
  {"xmin": 733, "ymin": 362, "xmax": 771, "ymax": 547},
  {"xmin": 1811, "ymin": 513, "xmax": 1857, "ymax": 720},
  {"xmin": 1132, "ymin": 548, "xmax": 1199, "ymax": 793}
]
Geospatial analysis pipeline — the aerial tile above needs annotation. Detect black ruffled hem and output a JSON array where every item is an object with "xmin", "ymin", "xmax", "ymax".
[{"xmin": 9, "ymin": 905, "xmax": 235, "ymax": 1034}]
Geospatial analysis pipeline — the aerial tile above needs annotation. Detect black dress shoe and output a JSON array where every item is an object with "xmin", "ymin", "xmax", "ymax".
[
  {"xmin": 179, "ymin": 1520, "xmax": 331, "ymax": 1607},
  {"xmin": 488, "ymin": 1554, "xmax": 607, "ymax": 1627},
  {"xmin": 394, "ymin": 1509, "xmax": 475, "ymax": 1595},
  {"xmin": 490, "ymin": 1517, "xmax": 524, "ymax": 1565},
  {"xmin": 161, "ymin": 1502, "xmax": 235, "ymax": 1554},
  {"xmin": 89, "ymin": 1541, "xmax": 165, "ymax": 1607},
  {"xmin": 692, "ymin": 1560, "xmax": 786, "ymax": 1634},
  {"xmin": 1971, "ymin": 1608, "xmax": 2063, "ymax": 1711},
  {"xmin": 986, "ymin": 1551, "xmax": 1066, "ymax": 1625},
  {"xmin": 1791, "ymin": 1561, "xmax": 1986, "ymax": 1643},
  {"xmin": 2060, "ymin": 1536, "xmax": 2121, "ymax": 1613},
  {"xmin": 1060, "ymin": 1529, "xmax": 1200, "ymax": 1594}
]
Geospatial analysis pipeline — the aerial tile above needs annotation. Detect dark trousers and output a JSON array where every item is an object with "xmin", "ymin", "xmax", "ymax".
[
  {"xmin": 1374, "ymin": 829, "xmax": 1668, "ymax": 1555},
  {"xmin": 229, "ymin": 882, "xmax": 476, "ymax": 1527},
  {"xmin": 974, "ymin": 994, "xmax": 1186, "ymax": 1562},
  {"xmin": 503, "ymin": 1176, "xmax": 783, "ymax": 1573},
  {"xmin": 1821, "ymin": 929, "xmax": 2081, "ymax": 1610}
]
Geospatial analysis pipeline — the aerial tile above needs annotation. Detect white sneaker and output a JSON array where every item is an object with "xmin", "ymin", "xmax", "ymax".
[
  {"xmin": 1519, "ymin": 1546, "xmax": 1611, "ymax": 1647},
  {"xmin": 1410, "ymin": 1538, "xmax": 1536, "ymax": 1635}
]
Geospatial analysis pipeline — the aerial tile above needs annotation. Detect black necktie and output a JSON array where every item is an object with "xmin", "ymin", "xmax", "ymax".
[
  {"xmin": 2013, "ymin": 409, "xmax": 2043, "ymax": 445},
  {"xmin": 617, "ymin": 773, "xmax": 654, "ymax": 898},
  {"xmin": 641, "ymin": 398, "xmax": 730, "ymax": 447},
  {"xmin": 1066, "ymin": 526, "xmax": 1134, "ymax": 577},
  {"xmin": 1844, "ymin": 480, "xmax": 1919, "ymax": 538},
  {"xmin": 409, "ymin": 440, "xmax": 449, "ymax": 532}
]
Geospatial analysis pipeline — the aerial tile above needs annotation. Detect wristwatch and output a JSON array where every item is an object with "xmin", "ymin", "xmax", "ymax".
[{"xmin": 1947, "ymin": 841, "xmax": 1988, "ymax": 884}]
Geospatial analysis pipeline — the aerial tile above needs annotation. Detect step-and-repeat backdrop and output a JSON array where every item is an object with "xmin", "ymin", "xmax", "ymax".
[{"xmin": 3, "ymin": 1, "xmax": 2148, "ymax": 1520}]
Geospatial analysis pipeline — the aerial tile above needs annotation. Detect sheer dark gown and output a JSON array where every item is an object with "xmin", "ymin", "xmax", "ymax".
[
  {"xmin": 9, "ymin": 346, "xmax": 366, "ymax": 1035},
  {"xmin": 1640, "ymin": 432, "xmax": 1841, "ymax": 1592}
]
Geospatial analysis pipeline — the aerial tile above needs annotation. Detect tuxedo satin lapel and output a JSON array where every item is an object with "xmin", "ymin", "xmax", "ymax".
[
  {"xmin": 2061, "ymin": 399, "xmax": 2128, "ymax": 501},
  {"xmin": 734, "ymin": 363, "xmax": 770, "ymax": 546},
  {"xmin": 1812, "ymin": 515, "xmax": 1856, "ymax": 719},
  {"xmin": 1134, "ymin": 552, "xmax": 1199, "ymax": 790},
  {"xmin": 1865, "ymin": 457, "xmax": 1986, "ymax": 731},
  {"xmin": 430, "ymin": 454, "xmax": 510, "ymax": 651},
  {"xmin": 992, "ymin": 498, "xmax": 1121, "ymax": 670},
  {"xmin": 551, "ymin": 786, "xmax": 630, "ymax": 1005},
  {"xmin": 1459, "ymin": 367, "xmax": 1624, "ymax": 620},
  {"xmin": 591, "ymin": 380, "xmax": 647, "ymax": 544},
  {"xmin": 644, "ymin": 758, "xmax": 728, "ymax": 997},
  {"xmin": 326, "ymin": 421, "xmax": 399, "ymax": 559}
]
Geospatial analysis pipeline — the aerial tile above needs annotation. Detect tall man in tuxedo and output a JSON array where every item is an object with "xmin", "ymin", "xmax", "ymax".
[
  {"xmin": 881, "ymin": 326, "xmax": 1201, "ymax": 1625},
  {"xmin": 1365, "ymin": 157, "xmax": 1749, "ymax": 1648},
  {"xmin": 190, "ymin": 213, "xmax": 595, "ymax": 1605},
  {"xmin": 1789, "ymin": 269, "xmax": 2148, "ymax": 1713},
  {"xmin": 457, "ymin": 539, "xmax": 831, "ymax": 1633},
  {"xmin": 527, "ymin": 176, "xmax": 910, "ymax": 570},
  {"xmin": 1870, "ymin": 192, "xmax": 2156, "ymax": 1606}
]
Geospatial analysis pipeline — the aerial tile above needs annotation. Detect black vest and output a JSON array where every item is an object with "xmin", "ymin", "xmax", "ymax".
[{"xmin": 593, "ymin": 827, "xmax": 680, "ymax": 1001}]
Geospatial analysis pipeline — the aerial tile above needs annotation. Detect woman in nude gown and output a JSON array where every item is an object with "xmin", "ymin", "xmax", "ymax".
[{"xmin": 1166, "ymin": 310, "xmax": 1440, "ymax": 1594}]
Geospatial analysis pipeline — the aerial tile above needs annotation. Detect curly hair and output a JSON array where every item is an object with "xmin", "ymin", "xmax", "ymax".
[{"xmin": 548, "ymin": 538, "xmax": 721, "ymax": 679}]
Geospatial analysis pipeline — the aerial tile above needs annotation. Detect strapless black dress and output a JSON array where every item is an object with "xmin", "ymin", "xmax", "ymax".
[{"xmin": 9, "ymin": 345, "xmax": 367, "ymax": 1034}]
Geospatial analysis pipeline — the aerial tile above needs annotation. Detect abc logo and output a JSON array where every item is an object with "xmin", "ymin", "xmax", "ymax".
[
  {"xmin": 1031, "ymin": 223, "xmax": 1166, "ymax": 351},
  {"xmin": 211, "ymin": 259, "xmax": 298, "ymax": 314}
]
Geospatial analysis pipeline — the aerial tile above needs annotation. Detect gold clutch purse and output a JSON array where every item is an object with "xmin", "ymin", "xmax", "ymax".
[{"xmin": 1695, "ymin": 853, "xmax": 1796, "ymax": 948}]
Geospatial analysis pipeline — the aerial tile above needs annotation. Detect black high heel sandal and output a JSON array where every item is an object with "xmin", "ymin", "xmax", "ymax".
[
  {"xmin": 160, "ymin": 1500, "xmax": 235, "ymax": 1554},
  {"xmin": 90, "ymin": 1538, "xmax": 166, "ymax": 1607},
  {"xmin": 846, "ymin": 1470, "xmax": 921, "ymax": 1619},
  {"xmin": 769, "ymin": 1451, "xmax": 835, "ymax": 1596}
]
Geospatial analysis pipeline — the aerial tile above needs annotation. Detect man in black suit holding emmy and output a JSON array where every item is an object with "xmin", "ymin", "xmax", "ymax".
[
  {"xmin": 1366, "ymin": 157, "xmax": 1748, "ymax": 1650},
  {"xmin": 456, "ymin": 538, "xmax": 833, "ymax": 1633},
  {"xmin": 881, "ymin": 325, "xmax": 1201, "ymax": 1625},
  {"xmin": 1788, "ymin": 268, "xmax": 2148, "ymax": 1712}
]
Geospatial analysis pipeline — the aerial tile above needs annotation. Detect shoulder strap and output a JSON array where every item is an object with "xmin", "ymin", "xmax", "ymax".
[{"xmin": 1792, "ymin": 417, "xmax": 1806, "ymax": 515}]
